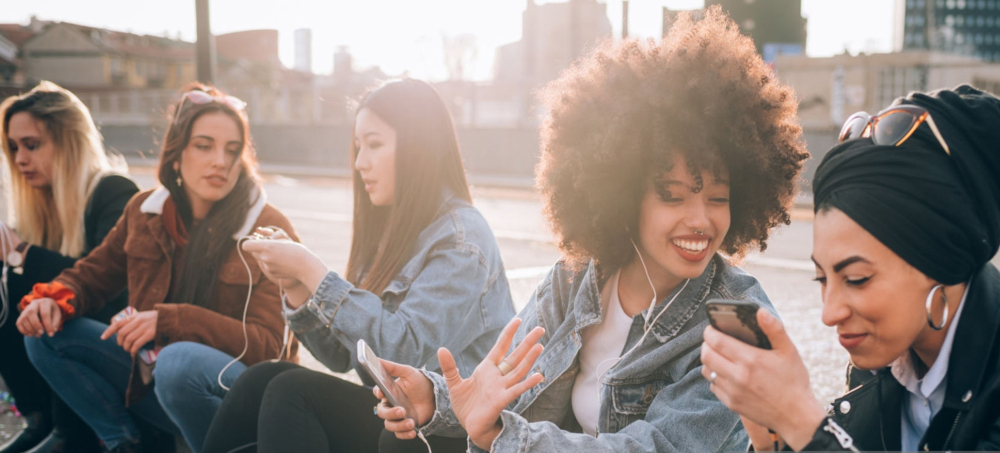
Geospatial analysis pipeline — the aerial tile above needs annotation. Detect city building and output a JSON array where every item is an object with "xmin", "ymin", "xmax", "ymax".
[
  {"xmin": 896, "ymin": 0, "xmax": 1000, "ymax": 62},
  {"xmin": 495, "ymin": 0, "xmax": 612, "ymax": 88},
  {"xmin": 19, "ymin": 21, "xmax": 194, "ymax": 89},
  {"xmin": 774, "ymin": 50, "xmax": 1000, "ymax": 130},
  {"xmin": 663, "ymin": 0, "xmax": 807, "ymax": 63},
  {"xmin": 294, "ymin": 28, "xmax": 312, "ymax": 73}
]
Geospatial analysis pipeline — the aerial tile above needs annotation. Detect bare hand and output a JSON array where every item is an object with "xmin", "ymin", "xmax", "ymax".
[
  {"xmin": 16, "ymin": 297, "xmax": 62, "ymax": 337},
  {"xmin": 442, "ymin": 318, "xmax": 545, "ymax": 450},
  {"xmin": 101, "ymin": 310, "xmax": 158, "ymax": 355},
  {"xmin": 242, "ymin": 236, "xmax": 327, "ymax": 294},
  {"xmin": 374, "ymin": 360, "xmax": 437, "ymax": 440},
  {"xmin": 701, "ymin": 309, "xmax": 826, "ymax": 451},
  {"xmin": 741, "ymin": 415, "xmax": 785, "ymax": 451}
]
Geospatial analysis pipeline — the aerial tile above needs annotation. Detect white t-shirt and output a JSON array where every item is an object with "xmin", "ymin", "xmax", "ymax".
[{"xmin": 571, "ymin": 270, "xmax": 635, "ymax": 436}]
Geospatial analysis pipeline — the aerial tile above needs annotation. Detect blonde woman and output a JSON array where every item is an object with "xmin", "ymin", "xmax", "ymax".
[{"xmin": 0, "ymin": 81, "xmax": 138, "ymax": 453}]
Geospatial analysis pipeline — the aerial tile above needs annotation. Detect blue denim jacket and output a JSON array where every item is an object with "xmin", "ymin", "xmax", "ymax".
[
  {"xmin": 420, "ymin": 254, "xmax": 773, "ymax": 452},
  {"xmin": 284, "ymin": 194, "xmax": 515, "ymax": 376}
]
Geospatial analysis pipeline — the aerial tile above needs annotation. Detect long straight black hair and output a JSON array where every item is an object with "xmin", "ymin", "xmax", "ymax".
[
  {"xmin": 156, "ymin": 82, "xmax": 261, "ymax": 306},
  {"xmin": 345, "ymin": 79, "xmax": 472, "ymax": 294}
]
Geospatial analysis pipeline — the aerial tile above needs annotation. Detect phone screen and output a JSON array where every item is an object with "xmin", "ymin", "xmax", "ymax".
[
  {"xmin": 357, "ymin": 339, "xmax": 418, "ymax": 421},
  {"xmin": 706, "ymin": 300, "xmax": 772, "ymax": 349}
]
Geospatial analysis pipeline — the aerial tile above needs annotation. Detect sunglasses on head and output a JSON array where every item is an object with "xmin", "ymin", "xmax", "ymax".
[
  {"xmin": 838, "ymin": 104, "xmax": 951, "ymax": 156},
  {"xmin": 173, "ymin": 90, "xmax": 247, "ymax": 121}
]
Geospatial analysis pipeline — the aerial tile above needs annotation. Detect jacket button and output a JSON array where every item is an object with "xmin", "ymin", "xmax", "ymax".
[
  {"xmin": 962, "ymin": 390, "xmax": 973, "ymax": 402},
  {"xmin": 839, "ymin": 401, "xmax": 851, "ymax": 414}
]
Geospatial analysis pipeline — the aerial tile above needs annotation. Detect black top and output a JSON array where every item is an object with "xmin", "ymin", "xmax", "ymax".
[
  {"xmin": 803, "ymin": 263, "xmax": 1000, "ymax": 451},
  {"xmin": 7, "ymin": 173, "xmax": 139, "ymax": 323}
]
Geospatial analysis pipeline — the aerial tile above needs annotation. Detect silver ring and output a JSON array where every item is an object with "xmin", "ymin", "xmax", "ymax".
[
  {"xmin": 498, "ymin": 359, "xmax": 513, "ymax": 376},
  {"xmin": 709, "ymin": 371, "xmax": 718, "ymax": 384},
  {"xmin": 373, "ymin": 404, "xmax": 379, "ymax": 416}
]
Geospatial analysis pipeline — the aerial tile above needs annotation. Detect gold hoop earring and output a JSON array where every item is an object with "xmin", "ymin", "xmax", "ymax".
[{"xmin": 925, "ymin": 284, "xmax": 949, "ymax": 331}]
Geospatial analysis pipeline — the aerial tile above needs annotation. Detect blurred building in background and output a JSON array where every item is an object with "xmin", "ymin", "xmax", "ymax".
[
  {"xmin": 15, "ymin": 19, "xmax": 194, "ymax": 89},
  {"xmin": 896, "ymin": 0, "xmax": 1000, "ymax": 62},
  {"xmin": 663, "ymin": 0, "xmax": 807, "ymax": 63},
  {"xmin": 294, "ymin": 28, "xmax": 312, "ymax": 73}
]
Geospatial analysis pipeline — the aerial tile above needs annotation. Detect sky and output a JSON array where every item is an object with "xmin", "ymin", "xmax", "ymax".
[{"xmin": 0, "ymin": 0, "xmax": 898, "ymax": 81}]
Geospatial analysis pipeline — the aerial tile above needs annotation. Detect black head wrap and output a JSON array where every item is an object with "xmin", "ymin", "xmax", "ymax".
[{"xmin": 813, "ymin": 85, "xmax": 1000, "ymax": 285}]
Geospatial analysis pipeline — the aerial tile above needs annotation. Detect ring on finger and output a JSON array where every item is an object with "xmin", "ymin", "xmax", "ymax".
[
  {"xmin": 709, "ymin": 370, "xmax": 718, "ymax": 384},
  {"xmin": 373, "ymin": 404, "xmax": 379, "ymax": 416},
  {"xmin": 498, "ymin": 359, "xmax": 513, "ymax": 376}
]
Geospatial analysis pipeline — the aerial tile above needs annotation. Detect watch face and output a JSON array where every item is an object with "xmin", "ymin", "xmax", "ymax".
[{"xmin": 6, "ymin": 251, "xmax": 22, "ymax": 267}]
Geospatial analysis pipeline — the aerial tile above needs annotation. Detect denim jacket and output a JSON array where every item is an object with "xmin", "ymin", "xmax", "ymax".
[
  {"xmin": 284, "ymin": 193, "xmax": 515, "ymax": 377},
  {"xmin": 420, "ymin": 254, "xmax": 773, "ymax": 452}
]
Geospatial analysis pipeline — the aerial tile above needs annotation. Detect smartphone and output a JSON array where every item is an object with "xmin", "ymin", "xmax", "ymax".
[
  {"xmin": 357, "ymin": 339, "xmax": 418, "ymax": 422},
  {"xmin": 705, "ymin": 299, "xmax": 771, "ymax": 349}
]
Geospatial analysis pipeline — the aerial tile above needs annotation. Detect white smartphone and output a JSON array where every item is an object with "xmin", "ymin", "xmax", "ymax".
[{"xmin": 357, "ymin": 339, "xmax": 418, "ymax": 422}]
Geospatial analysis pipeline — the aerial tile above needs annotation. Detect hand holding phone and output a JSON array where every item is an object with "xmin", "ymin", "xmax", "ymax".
[
  {"xmin": 357, "ymin": 339, "xmax": 419, "ymax": 423},
  {"xmin": 705, "ymin": 299, "xmax": 772, "ymax": 349}
]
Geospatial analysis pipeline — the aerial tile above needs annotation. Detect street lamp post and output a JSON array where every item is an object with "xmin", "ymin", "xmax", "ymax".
[{"xmin": 195, "ymin": 0, "xmax": 216, "ymax": 84}]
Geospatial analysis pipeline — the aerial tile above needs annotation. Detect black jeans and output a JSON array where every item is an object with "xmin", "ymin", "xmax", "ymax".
[{"xmin": 203, "ymin": 361, "xmax": 467, "ymax": 453}]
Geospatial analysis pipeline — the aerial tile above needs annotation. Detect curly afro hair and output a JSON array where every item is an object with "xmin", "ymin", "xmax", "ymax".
[{"xmin": 536, "ymin": 5, "xmax": 808, "ymax": 274}]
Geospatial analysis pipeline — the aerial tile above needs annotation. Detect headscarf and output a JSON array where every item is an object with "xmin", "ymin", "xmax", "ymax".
[{"xmin": 812, "ymin": 85, "xmax": 1000, "ymax": 284}]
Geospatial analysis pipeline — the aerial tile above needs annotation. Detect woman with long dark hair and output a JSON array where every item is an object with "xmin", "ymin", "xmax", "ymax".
[
  {"xmin": 17, "ymin": 83, "xmax": 297, "ymax": 453},
  {"xmin": 0, "ymin": 81, "xmax": 138, "ymax": 453},
  {"xmin": 201, "ymin": 78, "xmax": 514, "ymax": 453}
]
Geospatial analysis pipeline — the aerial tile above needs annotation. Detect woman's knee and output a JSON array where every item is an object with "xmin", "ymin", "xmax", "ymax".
[{"xmin": 259, "ymin": 368, "xmax": 318, "ymax": 410}]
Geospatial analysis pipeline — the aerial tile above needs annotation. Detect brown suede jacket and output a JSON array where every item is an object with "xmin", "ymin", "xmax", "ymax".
[{"xmin": 54, "ymin": 188, "xmax": 299, "ymax": 405}]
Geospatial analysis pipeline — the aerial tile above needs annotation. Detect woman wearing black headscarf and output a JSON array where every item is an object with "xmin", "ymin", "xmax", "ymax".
[{"xmin": 699, "ymin": 85, "xmax": 1000, "ymax": 451}]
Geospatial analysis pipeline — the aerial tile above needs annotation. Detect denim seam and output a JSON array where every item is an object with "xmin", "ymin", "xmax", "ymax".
[{"xmin": 49, "ymin": 339, "xmax": 141, "ymax": 443}]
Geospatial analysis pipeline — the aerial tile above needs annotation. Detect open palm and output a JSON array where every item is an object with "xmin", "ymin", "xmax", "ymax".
[{"xmin": 440, "ymin": 318, "xmax": 546, "ymax": 449}]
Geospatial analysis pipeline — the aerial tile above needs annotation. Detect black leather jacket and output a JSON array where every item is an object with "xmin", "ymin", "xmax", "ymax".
[{"xmin": 804, "ymin": 263, "xmax": 1000, "ymax": 451}]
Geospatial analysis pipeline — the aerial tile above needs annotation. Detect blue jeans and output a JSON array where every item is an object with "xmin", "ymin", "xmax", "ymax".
[
  {"xmin": 25, "ymin": 318, "xmax": 246, "ymax": 452},
  {"xmin": 154, "ymin": 341, "xmax": 245, "ymax": 453}
]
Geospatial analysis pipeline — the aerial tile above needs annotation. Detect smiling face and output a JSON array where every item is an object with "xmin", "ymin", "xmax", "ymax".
[
  {"xmin": 353, "ymin": 108, "xmax": 397, "ymax": 207},
  {"xmin": 634, "ymin": 155, "xmax": 731, "ymax": 289},
  {"xmin": 6, "ymin": 112, "xmax": 56, "ymax": 189},
  {"xmin": 813, "ymin": 207, "xmax": 941, "ymax": 370},
  {"xmin": 176, "ymin": 111, "xmax": 244, "ymax": 219}
]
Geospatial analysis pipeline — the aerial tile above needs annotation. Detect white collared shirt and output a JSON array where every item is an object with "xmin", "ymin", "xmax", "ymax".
[{"xmin": 890, "ymin": 281, "xmax": 970, "ymax": 451}]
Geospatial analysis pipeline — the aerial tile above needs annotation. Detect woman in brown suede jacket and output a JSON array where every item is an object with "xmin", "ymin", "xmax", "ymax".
[{"xmin": 17, "ymin": 83, "xmax": 297, "ymax": 453}]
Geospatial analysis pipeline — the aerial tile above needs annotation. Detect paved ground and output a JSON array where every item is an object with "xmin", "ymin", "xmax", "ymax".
[{"xmin": 0, "ymin": 165, "xmax": 894, "ymax": 448}]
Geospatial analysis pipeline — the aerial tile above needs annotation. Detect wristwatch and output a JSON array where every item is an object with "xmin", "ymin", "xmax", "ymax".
[{"xmin": 7, "ymin": 242, "xmax": 28, "ymax": 273}]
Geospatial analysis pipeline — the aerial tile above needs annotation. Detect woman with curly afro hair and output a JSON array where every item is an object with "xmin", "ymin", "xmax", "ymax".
[{"xmin": 375, "ymin": 6, "xmax": 808, "ymax": 452}]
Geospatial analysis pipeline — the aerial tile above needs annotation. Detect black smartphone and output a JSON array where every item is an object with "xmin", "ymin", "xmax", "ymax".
[
  {"xmin": 356, "ymin": 339, "xmax": 418, "ymax": 422},
  {"xmin": 705, "ymin": 299, "xmax": 772, "ymax": 349}
]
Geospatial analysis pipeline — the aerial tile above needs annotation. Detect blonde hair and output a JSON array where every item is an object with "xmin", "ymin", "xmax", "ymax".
[{"xmin": 0, "ymin": 81, "xmax": 123, "ymax": 257}]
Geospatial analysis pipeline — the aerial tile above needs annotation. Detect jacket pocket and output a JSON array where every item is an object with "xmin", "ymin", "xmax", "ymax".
[{"xmin": 612, "ymin": 378, "xmax": 669, "ymax": 414}]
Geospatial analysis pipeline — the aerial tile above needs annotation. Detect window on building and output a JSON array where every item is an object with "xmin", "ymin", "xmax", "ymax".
[
  {"xmin": 918, "ymin": 0, "xmax": 926, "ymax": 7},
  {"xmin": 879, "ymin": 66, "xmax": 928, "ymax": 108},
  {"xmin": 947, "ymin": 14, "xmax": 956, "ymax": 25},
  {"xmin": 947, "ymin": 0, "xmax": 956, "ymax": 8},
  {"xmin": 958, "ymin": 0, "xmax": 967, "ymax": 7}
]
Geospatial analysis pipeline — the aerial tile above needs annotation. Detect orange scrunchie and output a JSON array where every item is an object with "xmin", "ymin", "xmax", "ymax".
[{"xmin": 19, "ymin": 281, "xmax": 77, "ymax": 318}]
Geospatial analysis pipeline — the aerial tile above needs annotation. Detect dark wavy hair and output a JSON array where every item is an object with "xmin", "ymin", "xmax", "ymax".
[
  {"xmin": 345, "ymin": 79, "xmax": 472, "ymax": 294},
  {"xmin": 156, "ymin": 82, "xmax": 261, "ymax": 306},
  {"xmin": 536, "ymin": 6, "xmax": 808, "ymax": 274}
]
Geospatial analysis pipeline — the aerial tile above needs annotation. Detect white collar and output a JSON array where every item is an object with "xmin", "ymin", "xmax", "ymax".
[
  {"xmin": 889, "ymin": 280, "xmax": 971, "ymax": 398},
  {"xmin": 139, "ymin": 186, "xmax": 268, "ymax": 240}
]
